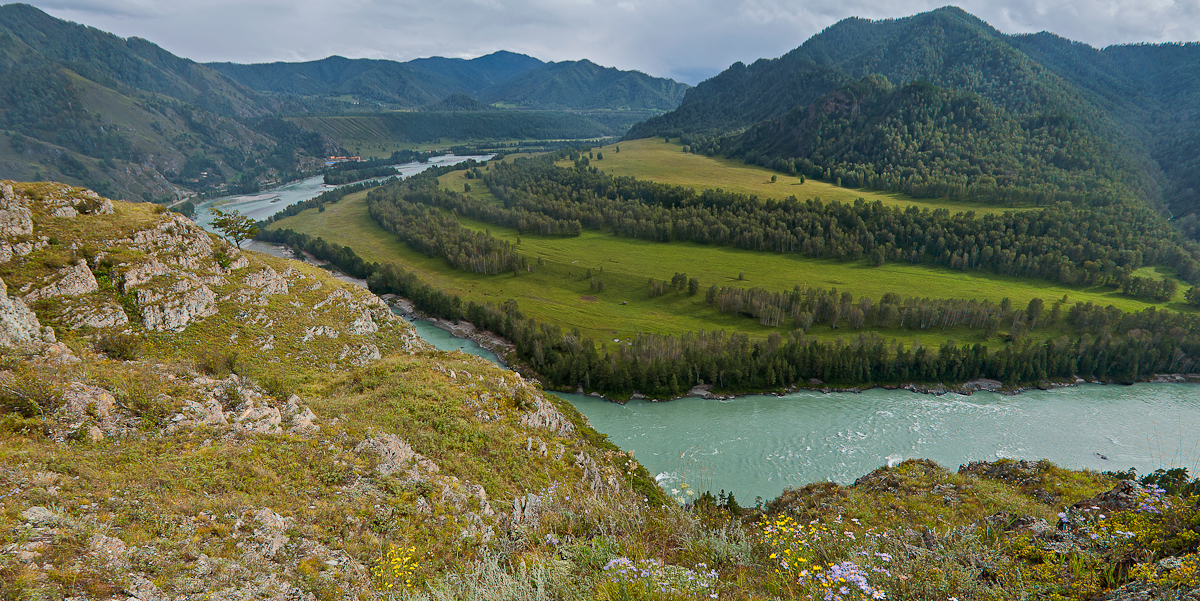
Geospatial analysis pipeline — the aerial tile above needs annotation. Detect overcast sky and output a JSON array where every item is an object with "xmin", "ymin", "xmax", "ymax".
[{"xmin": 19, "ymin": 1, "xmax": 1200, "ymax": 84}]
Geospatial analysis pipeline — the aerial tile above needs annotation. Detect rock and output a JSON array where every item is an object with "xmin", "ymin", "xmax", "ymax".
[
  {"xmin": 347, "ymin": 309, "xmax": 378, "ymax": 335},
  {"xmin": 121, "ymin": 260, "xmax": 174, "ymax": 290},
  {"xmin": 0, "ymin": 186, "xmax": 33, "ymax": 238},
  {"xmin": 67, "ymin": 302, "xmax": 129, "ymax": 329},
  {"xmin": 90, "ymin": 534, "xmax": 129, "ymax": 568},
  {"xmin": 0, "ymin": 276, "xmax": 44, "ymax": 347},
  {"xmin": 963, "ymin": 378, "xmax": 1003, "ymax": 392},
  {"xmin": 354, "ymin": 434, "xmax": 440, "ymax": 480},
  {"xmin": 980, "ymin": 512, "xmax": 1053, "ymax": 537},
  {"xmin": 125, "ymin": 574, "xmax": 169, "ymax": 601},
  {"xmin": 233, "ymin": 401, "xmax": 283, "ymax": 435},
  {"xmin": 250, "ymin": 508, "xmax": 293, "ymax": 558},
  {"xmin": 138, "ymin": 281, "xmax": 217, "ymax": 332},
  {"xmin": 20, "ymin": 506, "xmax": 59, "ymax": 526},
  {"xmin": 519, "ymin": 396, "xmax": 576, "ymax": 437},
  {"xmin": 302, "ymin": 325, "xmax": 339, "ymax": 342},
  {"xmin": 337, "ymin": 343, "xmax": 380, "ymax": 366},
  {"xmin": 244, "ymin": 266, "xmax": 289, "ymax": 295},
  {"xmin": 1072, "ymin": 479, "xmax": 1146, "ymax": 513},
  {"xmin": 60, "ymin": 382, "xmax": 117, "ymax": 422},
  {"xmin": 24, "ymin": 261, "xmax": 99, "ymax": 302}
]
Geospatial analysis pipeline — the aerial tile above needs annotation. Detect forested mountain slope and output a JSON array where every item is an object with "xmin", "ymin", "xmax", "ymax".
[
  {"xmin": 211, "ymin": 54, "xmax": 689, "ymax": 112},
  {"xmin": 0, "ymin": 3, "xmax": 343, "ymax": 202},
  {"xmin": 629, "ymin": 6, "xmax": 1200, "ymax": 220}
]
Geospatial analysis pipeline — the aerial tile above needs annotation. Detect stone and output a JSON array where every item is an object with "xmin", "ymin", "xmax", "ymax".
[
  {"xmin": 125, "ymin": 574, "xmax": 169, "ymax": 601},
  {"xmin": 244, "ymin": 266, "xmax": 289, "ymax": 295},
  {"xmin": 138, "ymin": 282, "xmax": 217, "ymax": 332},
  {"xmin": 337, "ymin": 343, "xmax": 380, "ymax": 366},
  {"xmin": 519, "ymin": 396, "xmax": 576, "ymax": 437},
  {"xmin": 24, "ymin": 262, "xmax": 99, "ymax": 302},
  {"xmin": 60, "ymin": 382, "xmax": 117, "ymax": 421},
  {"xmin": 90, "ymin": 534, "xmax": 128, "ymax": 568},
  {"xmin": 347, "ymin": 309, "xmax": 378, "ymax": 335},
  {"xmin": 354, "ymin": 434, "xmax": 440, "ymax": 480},
  {"xmin": 68, "ymin": 302, "xmax": 130, "ymax": 329},
  {"xmin": 0, "ymin": 187, "xmax": 33, "ymax": 238},
  {"xmin": 0, "ymin": 276, "xmax": 44, "ymax": 347},
  {"xmin": 20, "ymin": 506, "xmax": 59, "ymax": 526},
  {"xmin": 1072, "ymin": 479, "xmax": 1146, "ymax": 513},
  {"xmin": 250, "ymin": 508, "xmax": 293, "ymax": 558},
  {"xmin": 233, "ymin": 401, "xmax": 283, "ymax": 435}
]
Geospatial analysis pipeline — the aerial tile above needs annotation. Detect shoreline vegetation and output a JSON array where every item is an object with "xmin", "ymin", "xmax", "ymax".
[{"xmin": 257, "ymin": 151, "xmax": 1200, "ymax": 403}]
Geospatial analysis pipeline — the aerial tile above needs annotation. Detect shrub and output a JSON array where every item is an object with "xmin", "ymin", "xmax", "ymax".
[
  {"xmin": 0, "ymin": 365, "xmax": 63, "ymax": 418},
  {"xmin": 94, "ymin": 332, "xmax": 142, "ymax": 360}
]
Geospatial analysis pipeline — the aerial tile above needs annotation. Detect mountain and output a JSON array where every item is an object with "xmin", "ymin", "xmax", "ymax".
[
  {"xmin": 476, "ymin": 59, "xmax": 690, "ymax": 111},
  {"xmin": 209, "ymin": 53, "xmax": 689, "ymax": 112},
  {"xmin": 0, "ymin": 3, "xmax": 343, "ymax": 202},
  {"xmin": 628, "ymin": 6, "xmax": 1200, "ymax": 218},
  {"xmin": 207, "ymin": 55, "xmax": 476, "ymax": 107},
  {"xmin": 420, "ymin": 93, "xmax": 495, "ymax": 112}
]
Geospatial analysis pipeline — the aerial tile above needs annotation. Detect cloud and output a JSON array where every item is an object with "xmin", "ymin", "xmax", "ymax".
[{"xmin": 20, "ymin": 0, "xmax": 1200, "ymax": 85}]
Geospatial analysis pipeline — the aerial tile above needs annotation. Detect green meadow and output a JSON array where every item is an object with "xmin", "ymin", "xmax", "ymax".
[
  {"xmin": 267, "ymin": 177, "xmax": 1189, "ymax": 352},
  {"xmin": 572, "ymin": 138, "xmax": 1022, "ymax": 216}
]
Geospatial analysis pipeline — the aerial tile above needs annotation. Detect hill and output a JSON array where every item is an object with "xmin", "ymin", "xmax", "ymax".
[
  {"xmin": 476, "ymin": 59, "xmax": 690, "ymax": 111},
  {"xmin": 2, "ymin": 178, "xmax": 1199, "ymax": 600},
  {"xmin": 627, "ymin": 6, "xmax": 1200, "ymax": 218},
  {"xmin": 0, "ymin": 3, "xmax": 344, "ymax": 202},
  {"xmin": 209, "ymin": 53, "xmax": 689, "ymax": 113}
]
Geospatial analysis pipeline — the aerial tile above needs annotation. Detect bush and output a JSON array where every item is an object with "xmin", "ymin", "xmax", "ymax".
[
  {"xmin": 94, "ymin": 332, "xmax": 142, "ymax": 360},
  {"xmin": 0, "ymin": 365, "xmax": 63, "ymax": 417}
]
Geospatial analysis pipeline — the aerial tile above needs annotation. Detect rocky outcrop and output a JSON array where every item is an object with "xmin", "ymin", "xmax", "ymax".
[
  {"xmin": 244, "ymin": 266, "xmax": 289, "ymax": 296},
  {"xmin": 68, "ymin": 302, "xmax": 130, "ymax": 329},
  {"xmin": 0, "ymin": 276, "xmax": 45, "ymax": 347},
  {"xmin": 138, "ymin": 279, "xmax": 218, "ymax": 332},
  {"xmin": 0, "ymin": 183, "xmax": 33, "ymax": 238},
  {"xmin": 24, "ymin": 261, "xmax": 99, "ymax": 302},
  {"xmin": 1071, "ymin": 479, "xmax": 1147, "ymax": 513}
]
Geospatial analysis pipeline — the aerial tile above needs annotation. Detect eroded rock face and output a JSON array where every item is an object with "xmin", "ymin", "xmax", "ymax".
[
  {"xmin": 0, "ymin": 276, "xmax": 44, "ymax": 347},
  {"xmin": 244, "ymin": 266, "xmax": 289, "ymax": 296},
  {"xmin": 68, "ymin": 302, "xmax": 130, "ymax": 329},
  {"xmin": 0, "ymin": 184, "xmax": 33, "ymax": 239},
  {"xmin": 24, "ymin": 262, "xmax": 99, "ymax": 303},
  {"xmin": 1072, "ymin": 479, "xmax": 1146, "ymax": 513},
  {"xmin": 138, "ymin": 280, "xmax": 218, "ymax": 332}
]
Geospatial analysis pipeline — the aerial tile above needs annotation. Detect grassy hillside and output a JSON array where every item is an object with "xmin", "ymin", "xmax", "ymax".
[
  {"xmin": 266, "ymin": 182, "xmax": 1187, "ymax": 354},
  {"xmin": 4, "ymin": 180, "xmax": 1199, "ymax": 600},
  {"xmin": 571, "ymin": 138, "xmax": 1018, "ymax": 215}
]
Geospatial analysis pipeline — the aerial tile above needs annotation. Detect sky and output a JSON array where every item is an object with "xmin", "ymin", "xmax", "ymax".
[{"xmin": 20, "ymin": 0, "xmax": 1200, "ymax": 84}]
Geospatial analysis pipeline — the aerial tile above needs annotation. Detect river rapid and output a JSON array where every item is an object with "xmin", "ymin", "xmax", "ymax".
[{"xmin": 401, "ymin": 318, "xmax": 1200, "ymax": 504}]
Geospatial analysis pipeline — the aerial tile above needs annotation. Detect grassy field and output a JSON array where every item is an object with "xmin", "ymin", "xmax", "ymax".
[
  {"xmin": 267, "ymin": 181, "xmax": 1190, "ymax": 352},
  {"xmin": 575, "ymin": 138, "xmax": 1023, "ymax": 216}
]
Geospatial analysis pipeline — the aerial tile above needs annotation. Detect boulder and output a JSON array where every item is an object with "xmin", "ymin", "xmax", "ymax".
[
  {"xmin": 24, "ymin": 261, "xmax": 99, "ymax": 302},
  {"xmin": 1072, "ymin": 479, "xmax": 1146, "ymax": 513},
  {"xmin": 0, "ymin": 276, "xmax": 43, "ymax": 347}
]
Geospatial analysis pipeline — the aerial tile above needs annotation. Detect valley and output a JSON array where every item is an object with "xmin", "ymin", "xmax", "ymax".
[{"xmin": 4, "ymin": 3, "xmax": 1200, "ymax": 600}]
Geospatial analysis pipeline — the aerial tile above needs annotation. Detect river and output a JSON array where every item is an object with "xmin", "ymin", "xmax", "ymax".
[
  {"xmin": 226, "ymin": 161, "xmax": 1200, "ymax": 504},
  {"xmin": 193, "ymin": 153, "xmax": 492, "ymax": 230},
  {"xmin": 400, "ymin": 318, "xmax": 1200, "ymax": 504}
]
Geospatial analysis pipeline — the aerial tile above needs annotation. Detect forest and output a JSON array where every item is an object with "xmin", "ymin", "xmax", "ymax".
[
  {"xmin": 256, "ymin": 154, "xmax": 1200, "ymax": 397},
  {"xmin": 364, "ymin": 151, "xmax": 1200, "ymax": 299}
]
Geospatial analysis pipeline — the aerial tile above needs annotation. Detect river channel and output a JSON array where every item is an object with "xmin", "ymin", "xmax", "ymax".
[
  {"xmin": 193, "ymin": 153, "xmax": 492, "ymax": 230},
  {"xmin": 402, "ymin": 318, "xmax": 1200, "ymax": 504},
  {"xmin": 216, "ymin": 159, "xmax": 1200, "ymax": 505}
]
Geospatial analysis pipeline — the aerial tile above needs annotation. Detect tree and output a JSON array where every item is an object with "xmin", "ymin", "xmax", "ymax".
[{"xmin": 210, "ymin": 207, "xmax": 258, "ymax": 248}]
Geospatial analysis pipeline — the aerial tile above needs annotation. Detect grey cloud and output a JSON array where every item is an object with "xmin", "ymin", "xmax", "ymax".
[{"xmin": 20, "ymin": 0, "xmax": 1200, "ymax": 85}]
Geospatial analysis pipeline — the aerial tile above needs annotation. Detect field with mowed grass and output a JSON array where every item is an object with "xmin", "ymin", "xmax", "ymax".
[
  {"xmin": 570, "ymin": 138, "xmax": 1026, "ymax": 215},
  {"xmin": 266, "ymin": 179, "xmax": 1191, "ymax": 351}
]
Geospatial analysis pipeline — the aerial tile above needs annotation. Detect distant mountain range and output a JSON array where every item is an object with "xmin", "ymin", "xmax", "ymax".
[
  {"xmin": 207, "ymin": 53, "xmax": 689, "ymax": 112},
  {"xmin": 629, "ymin": 7, "xmax": 1200, "ymax": 220},
  {"xmin": 0, "ymin": 3, "xmax": 687, "ymax": 201}
]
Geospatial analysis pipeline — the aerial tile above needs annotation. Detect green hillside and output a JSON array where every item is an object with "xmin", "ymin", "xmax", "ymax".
[
  {"xmin": 0, "ymin": 4, "xmax": 343, "ymax": 202},
  {"xmin": 627, "ymin": 6, "xmax": 1200, "ymax": 220}
]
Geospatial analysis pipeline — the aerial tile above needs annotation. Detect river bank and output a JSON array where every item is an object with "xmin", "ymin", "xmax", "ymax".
[{"xmin": 373, "ymin": 294, "xmax": 1200, "ymax": 403}]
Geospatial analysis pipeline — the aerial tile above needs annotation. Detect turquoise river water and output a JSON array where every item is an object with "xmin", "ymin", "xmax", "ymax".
[{"xmin": 403, "ymin": 318, "xmax": 1200, "ymax": 504}]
